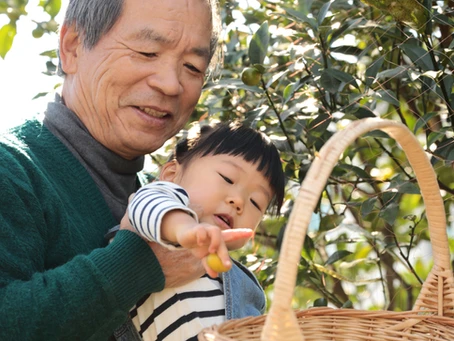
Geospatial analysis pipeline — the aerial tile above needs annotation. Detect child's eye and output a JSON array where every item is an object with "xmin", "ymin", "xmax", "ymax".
[
  {"xmin": 219, "ymin": 173, "xmax": 233, "ymax": 184},
  {"xmin": 251, "ymin": 199, "xmax": 262, "ymax": 211}
]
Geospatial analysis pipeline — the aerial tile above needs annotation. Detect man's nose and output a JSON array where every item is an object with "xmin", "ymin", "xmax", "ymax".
[{"xmin": 146, "ymin": 62, "xmax": 183, "ymax": 96}]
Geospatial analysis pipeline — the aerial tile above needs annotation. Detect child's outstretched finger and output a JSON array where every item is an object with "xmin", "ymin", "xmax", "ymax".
[{"xmin": 221, "ymin": 228, "xmax": 254, "ymax": 243}]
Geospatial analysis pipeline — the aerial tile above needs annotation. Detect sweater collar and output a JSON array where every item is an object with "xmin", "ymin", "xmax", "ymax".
[{"xmin": 43, "ymin": 94, "xmax": 144, "ymax": 222}]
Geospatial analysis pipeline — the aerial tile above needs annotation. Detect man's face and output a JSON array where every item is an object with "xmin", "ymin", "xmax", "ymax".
[{"xmin": 62, "ymin": 0, "xmax": 213, "ymax": 159}]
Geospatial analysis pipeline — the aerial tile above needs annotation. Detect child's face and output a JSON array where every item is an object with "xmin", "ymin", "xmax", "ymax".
[{"xmin": 167, "ymin": 154, "xmax": 273, "ymax": 250}]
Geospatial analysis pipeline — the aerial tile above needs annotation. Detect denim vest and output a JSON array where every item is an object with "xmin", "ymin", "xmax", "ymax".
[
  {"xmin": 113, "ymin": 260, "xmax": 265, "ymax": 340},
  {"xmin": 223, "ymin": 259, "xmax": 266, "ymax": 319}
]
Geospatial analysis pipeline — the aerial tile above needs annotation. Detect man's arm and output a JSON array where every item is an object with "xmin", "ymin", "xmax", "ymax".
[{"xmin": 0, "ymin": 175, "xmax": 165, "ymax": 341}]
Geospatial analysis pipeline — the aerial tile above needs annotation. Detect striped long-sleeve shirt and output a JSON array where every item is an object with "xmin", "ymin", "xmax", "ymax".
[
  {"xmin": 128, "ymin": 181, "xmax": 198, "ymax": 247},
  {"xmin": 128, "ymin": 181, "xmax": 226, "ymax": 341}
]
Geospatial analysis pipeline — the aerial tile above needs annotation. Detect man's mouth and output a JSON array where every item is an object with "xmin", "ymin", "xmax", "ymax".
[{"xmin": 137, "ymin": 106, "xmax": 168, "ymax": 118}]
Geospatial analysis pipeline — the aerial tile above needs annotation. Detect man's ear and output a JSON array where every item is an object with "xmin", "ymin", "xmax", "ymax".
[
  {"xmin": 59, "ymin": 24, "xmax": 81, "ymax": 75},
  {"xmin": 159, "ymin": 160, "xmax": 182, "ymax": 182}
]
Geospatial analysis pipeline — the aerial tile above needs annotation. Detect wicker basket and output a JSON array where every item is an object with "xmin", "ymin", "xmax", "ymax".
[{"xmin": 199, "ymin": 118, "xmax": 454, "ymax": 341}]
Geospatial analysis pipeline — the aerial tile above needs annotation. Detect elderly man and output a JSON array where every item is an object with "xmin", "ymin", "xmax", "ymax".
[{"xmin": 0, "ymin": 0, "xmax": 252, "ymax": 340}]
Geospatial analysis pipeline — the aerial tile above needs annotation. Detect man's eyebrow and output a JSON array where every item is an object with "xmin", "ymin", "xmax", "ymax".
[
  {"xmin": 133, "ymin": 28, "xmax": 171, "ymax": 44},
  {"xmin": 133, "ymin": 28, "xmax": 211, "ymax": 61}
]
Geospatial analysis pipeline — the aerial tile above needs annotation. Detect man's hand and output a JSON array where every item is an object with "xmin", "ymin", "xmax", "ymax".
[
  {"xmin": 119, "ymin": 195, "xmax": 205, "ymax": 288},
  {"xmin": 149, "ymin": 242, "xmax": 205, "ymax": 288}
]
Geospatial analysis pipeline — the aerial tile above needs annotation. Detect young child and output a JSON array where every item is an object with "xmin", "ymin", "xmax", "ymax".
[{"xmin": 128, "ymin": 121, "xmax": 285, "ymax": 341}]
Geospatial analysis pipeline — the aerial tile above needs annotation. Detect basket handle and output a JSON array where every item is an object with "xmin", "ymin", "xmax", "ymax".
[{"xmin": 262, "ymin": 118, "xmax": 452, "ymax": 341}]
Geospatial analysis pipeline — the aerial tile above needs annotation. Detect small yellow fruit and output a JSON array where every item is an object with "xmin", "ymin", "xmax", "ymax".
[{"xmin": 206, "ymin": 253, "xmax": 229, "ymax": 273}]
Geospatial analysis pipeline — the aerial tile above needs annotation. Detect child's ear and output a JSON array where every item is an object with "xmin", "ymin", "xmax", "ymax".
[{"xmin": 159, "ymin": 160, "xmax": 182, "ymax": 182}]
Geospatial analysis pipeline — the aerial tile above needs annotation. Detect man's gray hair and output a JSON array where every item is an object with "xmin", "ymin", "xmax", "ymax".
[{"xmin": 59, "ymin": 0, "xmax": 221, "ymax": 76}]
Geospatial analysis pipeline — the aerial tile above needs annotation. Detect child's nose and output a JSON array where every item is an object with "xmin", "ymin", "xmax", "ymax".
[{"xmin": 228, "ymin": 196, "xmax": 244, "ymax": 214}]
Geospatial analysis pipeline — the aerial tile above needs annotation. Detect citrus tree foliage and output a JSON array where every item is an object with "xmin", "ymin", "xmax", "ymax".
[
  {"xmin": 194, "ymin": 0, "xmax": 454, "ymax": 311},
  {"xmin": 4, "ymin": 0, "xmax": 453, "ymax": 312},
  {"xmin": 0, "ymin": 0, "xmax": 61, "ymax": 59}
]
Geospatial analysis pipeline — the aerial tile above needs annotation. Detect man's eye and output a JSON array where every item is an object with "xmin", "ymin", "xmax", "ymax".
[
  {"xmin": 185, "ymin": 63, "xmax": 201, "ymax": 73},
  {"xmin": 139, "ymin": 52, "xmax": 157, "ymax": 58},
  {"xmin": 219, "ymin": 173, "xmax": 233, "ymax": 184}
]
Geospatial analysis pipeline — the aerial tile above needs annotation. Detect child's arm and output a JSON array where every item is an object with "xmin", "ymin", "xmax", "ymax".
[
  {"xmin": 128, "ymin": 181, "xmax": 198, "ymax": 246},
  {"xmin": 128, "ymin": 181, "xmax": 252, "ymax": 277}
]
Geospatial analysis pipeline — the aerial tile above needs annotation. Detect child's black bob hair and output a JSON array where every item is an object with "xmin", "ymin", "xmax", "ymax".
[{"xmin": 172, "ymin": 121, "xmax": 285, "ymax": 215}]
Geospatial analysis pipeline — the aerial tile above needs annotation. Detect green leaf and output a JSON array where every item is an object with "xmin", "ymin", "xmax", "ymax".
[
  {"xmin": 364, "ymin": 130, "xmax": 391, "ymax": 138},
  {"xmin": 396, "ymin": 182, "xmax": 420, "ymax": 194},
  {"xmin": 301, "ymin": 235, "xmax": 315, "ymax": 261},
  {"xmin": 325, "ymin": 250, "xmax": 352, "ymax": 265},
  {"xmin": 243, "ymin": 106, "xmax": 269, "ymax": 127},
  {"xmin": 297, "ymin": 0, "xmax": 314, "ymax": 15},
  {"xmin": 283, "ymin": 79, "xmax": 305, "ymax": 104},
  {"xmin": 325, "ymin": 68, "xmax": 359, "ymax": 89},
  {"xmin": 314, "ymin": 298, "xmax": 328, "ymax": 307},
  {"xmin": 308, "ymin": 113, "xmax": 331, "ymax": 136},
  {"xmin": 414, "ymin": 112, "xmax": 437, "ymax": 133},
  {"xmin": 46, "ymin": 60, "xmax": 56, "ymax": 73},
  {"xmin": 427, "ymin": 131, "xmax": 445, "ymax": 147},
  {"xmin": 203, "ymin": 79, "xmax": 263, "ymax": 93},
  {"xmin": 317, "ymin": 0, "xmax": 334, "ymax": 26},
  {"xmin": 42, "ymin": 0, "xmax": 61, "ymax": 18},
  {"xmin": 0, "ymin": 24, "xmax": 17, "ymax": 59},
  {"xmin": 374, "ymin": 89, "xmax": 400, "ymax": 106},
  {"xmin": 32, "ymin": 92, "xmax": 49, "ymax": 100},
  {"xmin": 400, "ymin": 44, "xmax": 434, "ymax": 71},
  {"xmin": 319, "ymin": 214, "xmax": 344, "ymax": 232},
  {"xmin": 283, "ymin": 83, "xmax": 294, "ymax": 102},
  {"xmin": 361, "ymin": 197, "xmax": 377, "ymax": 217},
  {"xmin": 376, "ymin": 66, "xmax": 408, "ymax": 80},
  {"xmin": 379, "ymin": 202, "xmax": 399, "ymax": 225},
  {"xmin": 420, "ymin": 70, "xmax": 443, "ymax": 80},
  {"xmin": 320, "ymin": 69, "xmax": 341, "ymax": 93},
  {"xmin": 390, "ymin": 176, "xmax": 421, "ymax": 194},
  {"xmin": 249, "ymin": 21, "xmax": 269, "ymax": 65},
  {"xmin": 330, "ymin": 45, "xmax": 363, "ymax": 56},
  {"xmin": 433, "ymin": 138, "xmax": 454, "ymax": 161},
  {"xmin": 329, "ymin": 18, "xmax": 361, "ymax": 45},
  {"xmin": 283, "ymin": 7, "xmax": 318, "ymax": 31},
  {"xmin": 337, "ymin": 164, "xmax": 371, "ymax": 180},
  {"xmin": 39, "ymin": 49, "xmax": 58, "ymax": 58},
  {"xmin": 342, "ymin": 300, "xmax": 353, "ymax": 308},
  {"xmin": 350, "ymin": 107, "xmax": 376, "ymax": 119},
  {"xmin": 365, "ymin": 56, "xmax": 384, "ymax": 87},
  {"xmin": 433, "ymin": 13, "xmax": 454, "ymax": 27}
]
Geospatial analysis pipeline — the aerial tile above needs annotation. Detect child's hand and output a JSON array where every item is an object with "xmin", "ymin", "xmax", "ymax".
[{"xmin": 175, "ymin": 224, "xmax": 253, "ymax": 277}]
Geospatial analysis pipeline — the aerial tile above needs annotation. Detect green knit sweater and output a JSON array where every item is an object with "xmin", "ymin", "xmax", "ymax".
[{"xmin": 0, "ymin": 120, "xmax": 165, "ymax": 340}]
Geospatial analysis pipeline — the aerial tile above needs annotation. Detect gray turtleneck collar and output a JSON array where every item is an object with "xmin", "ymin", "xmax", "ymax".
[{"xmin": 43, "ymin": 94, "xmax": 144, "ymax": 222}]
